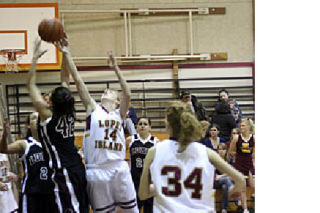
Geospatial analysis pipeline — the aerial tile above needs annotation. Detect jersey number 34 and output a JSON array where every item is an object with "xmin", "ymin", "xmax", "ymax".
[{"xmin": 161, "ymin": 166, "xmax": 203, "ymax": 199}]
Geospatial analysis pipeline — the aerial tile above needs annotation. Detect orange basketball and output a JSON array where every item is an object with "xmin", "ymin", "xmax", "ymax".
[{"xmin": 38, "ymin": 18, "xmax": 65, "ymax": 42}]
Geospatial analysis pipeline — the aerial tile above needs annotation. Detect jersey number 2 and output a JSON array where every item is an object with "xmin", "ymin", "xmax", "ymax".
[{"xmin": 161, "ymin": 166, "xmax": 203, "ymax": 199}]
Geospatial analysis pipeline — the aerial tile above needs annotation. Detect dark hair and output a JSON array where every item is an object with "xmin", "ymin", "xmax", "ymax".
[
  {"xmin": 137, "ymin": 117, "xmax": 152, "ymax": 126},
  {"xmin": 206, "ymin": 123, "xmax": 220, "ymax": 138},
  {"xmin": 179, "ymin": 90, "xmax": 191, "ymax": 99},
  {"xmin": 51, "ymin": 87, "xmax": 75, "ymax": 116},
  {"xmin": 218, "ymin": 89, "xmax": 229, "ymax": 96},
  {"xmin": 215, "ymin": 101, "xmax": 231, "ymax": 114}
]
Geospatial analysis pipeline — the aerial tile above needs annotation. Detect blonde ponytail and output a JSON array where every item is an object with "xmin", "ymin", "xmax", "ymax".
[{"xmin": 166, "ymin": 101, "xmax": 201, "ymax": 147}]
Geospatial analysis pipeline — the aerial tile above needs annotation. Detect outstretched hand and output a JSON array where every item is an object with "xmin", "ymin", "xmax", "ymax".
[
  {"xmin": 54, "ymin": 36, "xmax": 69, "ymax": 53},
  {"xmin": 33, "ymin": 38, "xmax": 48, "ymax": 59},
  {"xmin": 108, "ymin": 51, "xmax": 118, "ymax": 68}
]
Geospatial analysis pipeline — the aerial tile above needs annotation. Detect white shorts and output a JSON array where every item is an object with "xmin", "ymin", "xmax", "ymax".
[
  {"xmin": 86, "ymin": 161, "xmax": 138, "ymax": 213},
  {"xmin": 0, "ymin": 183, "xmax": 18, "ymax": 213}
]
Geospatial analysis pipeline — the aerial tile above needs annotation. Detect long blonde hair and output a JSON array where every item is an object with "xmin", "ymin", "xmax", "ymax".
[
  {"xmin": 240, "ymin": 118, "xmax": 255, "ymax": 135},
  {"xmin": 166, "ymin": 101, "xmax": 201, "ymax": 146}
]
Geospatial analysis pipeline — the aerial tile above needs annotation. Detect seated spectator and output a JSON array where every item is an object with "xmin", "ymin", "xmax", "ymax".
[
  {"xmin": 180, "ymin": 90, "xmax": 207, "ymax": 121},
  {"xmin": 216, "ymin": 143, "xmax": 233, "ymax": 213},
  {"xmin": 203, "ymin": 123, "xmax": 226, "ymax": 151},
  {"xmin": 211, "ymin": 101, "xmax": 236, "ymax": 142},
  {"xmin": 215, "ymin": 89, "xmax": 242, "ymax": 122}
]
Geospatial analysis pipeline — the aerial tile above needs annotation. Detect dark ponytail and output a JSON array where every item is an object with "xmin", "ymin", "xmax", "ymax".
[{"xmin": 51, "ymin": 87, "xmax": 75, "ymax": 116}]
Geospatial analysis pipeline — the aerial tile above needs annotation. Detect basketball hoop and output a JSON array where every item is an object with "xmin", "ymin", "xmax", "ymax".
[{"xmin": 0, "ymin": 49, "xmax": 25, "ymax": 73}]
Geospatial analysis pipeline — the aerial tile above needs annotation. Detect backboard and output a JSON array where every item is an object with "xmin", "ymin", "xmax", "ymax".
[{"xmin": 0, "ymin": 3, "xmax": 62, "ymax": 72}]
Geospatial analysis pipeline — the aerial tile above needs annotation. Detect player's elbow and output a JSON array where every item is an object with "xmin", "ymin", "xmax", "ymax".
[{"xmin": 138, "ymin": 190, "xmax": 147, "ymax": 200}]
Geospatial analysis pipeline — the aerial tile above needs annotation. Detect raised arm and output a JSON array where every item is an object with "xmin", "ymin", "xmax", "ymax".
[
  {"xmin": 27, "ymin": 39, "xmax": 52, "ymax": 121},
  {"xmin": 108, "ymin": 52, "xmax": 131, "ymax": 120},
  {"xmin": 60, "ymin": 52, "xmax": 70, "ymax": 88},
  {"xmin": 0, "ymin": 119, "xmax": 26, "ymax": 155},
  {"xmin": 55, "ymin": 40, "xmax": 96, "ymax": 116},
  {"xmin": 139, "ymin": 146, "xmax": 156, "ymax": 200}
]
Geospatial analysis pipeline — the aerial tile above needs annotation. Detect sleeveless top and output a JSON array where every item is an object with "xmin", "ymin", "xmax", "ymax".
[
  {"xmin": 83, "ymin": 105, "xmax": 126, "ymax": 166},
  {"xmin": 21, "ymin": 137, "xmax": 54, "ymax": 194},
  {"xmin": 233, "ymin": 134, "xmax": 255, "ymax": 176},
  {"xmin": 129, "ymin": 134, "xmax": 157, "ymax": 186},
  {"xmin": 38, "ymin": 113, "xmax": 82, "ymax": 169},
  {"xmin": 150, "ymin": 139, "xmax": 216, "ymax": 213}
]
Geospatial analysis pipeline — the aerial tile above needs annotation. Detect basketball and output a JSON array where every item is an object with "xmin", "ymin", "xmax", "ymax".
[{"xmin": 38, "ymin": 18, "xmax": 65, "ymax": 42}]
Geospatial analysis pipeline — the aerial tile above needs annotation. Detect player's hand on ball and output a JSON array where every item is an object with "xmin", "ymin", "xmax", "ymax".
[{"xmin": 54, "ymin": 35, "xmax": 69, "ymax": 53}]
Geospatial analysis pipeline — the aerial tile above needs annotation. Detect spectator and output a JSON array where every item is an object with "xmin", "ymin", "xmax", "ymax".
[
  {"xmin": 180, "ymin": 90, "xmax": 207, "ymax": 121},
  {"xmin": 216, "ymin": 143, "xmax": 233, "ymax": 213},
  {"xmin": 203, "ymin": 123, "xmax": 226, "ymax": 151},
  {"xmin": 211, "ymin": 101, "xmax": 236, "ymax": 142},
  {"xmin": 124, "ymin": 106, "xmax": 138, "ymax": 135},
  {"xmin": 215, "ymin": 89, "xmax": 242, "ymax": 122},
  {"xmin": 227, "ymin": 128, "xmax": 240, "ymax": 163},
  {"xmin": 228, "ymin": 99, "xmax": 241, "ymax": 127}
]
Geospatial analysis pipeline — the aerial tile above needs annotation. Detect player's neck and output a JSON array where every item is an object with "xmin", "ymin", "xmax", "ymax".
[
  {"xmin": 241, "ymin": 132, "xmax": 250, "ymax": 140},
  {"xmin": 31, "ymin": 129, "xmax": 39, "ymax": 141},
  {"xmin": 101, "ymin": 102, "xmax": 116, "ymax": 112},
  {"xmin": 139, "ymin": 132, "xmax": 149, "ymax": 139}
]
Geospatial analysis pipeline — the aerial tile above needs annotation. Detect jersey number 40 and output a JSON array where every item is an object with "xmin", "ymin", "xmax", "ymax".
[{"xmin": 161, "ymin": 166, "xmax": 203, "ymax": 199}]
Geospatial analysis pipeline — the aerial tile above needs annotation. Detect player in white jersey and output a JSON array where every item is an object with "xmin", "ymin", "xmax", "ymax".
[
  {"xmin": 56, "ymin": 40, "xmax": 138, "ymax": 212},
  {"xmin": 0, "ymin": 153, "xmax": 18, "ymax": 213},
  {"xmin": 139, "ymin": 101, "xmax": 246, "ymax": 213}
]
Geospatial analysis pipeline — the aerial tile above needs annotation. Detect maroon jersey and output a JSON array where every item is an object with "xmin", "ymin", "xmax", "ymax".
[{"xmin": 233, "ymin": 134, "xmax": 255, "ymax": 176}]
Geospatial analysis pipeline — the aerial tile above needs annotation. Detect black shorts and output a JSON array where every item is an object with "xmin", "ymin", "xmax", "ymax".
[
  {"xmin": 19, "ymin": 193, "xmax": 57, "ymax": 213},
  {"xmin": 53, "ymin": 164, "xmax": 89, "ymax": 213}
]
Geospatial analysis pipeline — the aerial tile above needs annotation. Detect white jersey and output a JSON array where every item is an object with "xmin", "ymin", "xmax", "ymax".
[
  {"xmin": 0, "ymin": 154, "xmax": 18, "ymax": 212},
  {"xmin": 83, "ymin": 105, "xmax": 126, "ymax": 165},
  {"xmin": 150, "ymin": 139, "xmax": 216, "ymax": 213}
]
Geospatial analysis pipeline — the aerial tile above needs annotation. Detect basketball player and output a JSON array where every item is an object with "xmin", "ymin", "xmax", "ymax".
[
  {"xmin": 139, "ymin": 101, "xmax": 245, "ymax": 213},
  {"xmin": 55, "ymin": 40, "xmax": 138, "ymax": 212},
  {"xmin": 0, "ymin": 152, "xmax": 18, "ymax": 213},
  {"xmin": 27, "ymin": 39, "xmax": 88, "ymax": 213},
  {"xmin": 1, "ymin": 114, "xmax": 57, "ymax": 213},
  {"xmin": 127, "ymin": 117, "xmax": 159, "ymax": 213},
  {"xmin": 229, "ymin": 119, "xmax": 255, "ymax": 213}
]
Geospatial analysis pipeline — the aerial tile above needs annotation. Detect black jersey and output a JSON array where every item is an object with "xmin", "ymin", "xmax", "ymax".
[
  {"xmin": 129, "ymin": 134, "xmax": 157, "ymax": 187},
  {"xmin": 21, "ymin": 137, "xmax": 54, "ymax": 194},
  {"xmin": 38, "ymin": 114, "xmax": 82, "ymax": 169}
]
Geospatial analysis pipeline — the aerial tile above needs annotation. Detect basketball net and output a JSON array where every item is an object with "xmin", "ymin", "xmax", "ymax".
[{"xmin": 1, "ymin": 50, "xmax": 23, "ymax": 73}]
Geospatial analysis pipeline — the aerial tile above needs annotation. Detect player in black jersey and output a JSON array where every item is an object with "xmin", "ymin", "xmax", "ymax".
[
  {"xmin": 126, "ymin": 118, "xmax": 159, "ymax": 213},
  {"xmin": 27, "ymin": 38, "xmax": 88, "ymax": 213},
  {"xmin": 1, "ymin": 112, "xmax": 57, "ymax": 213}
]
